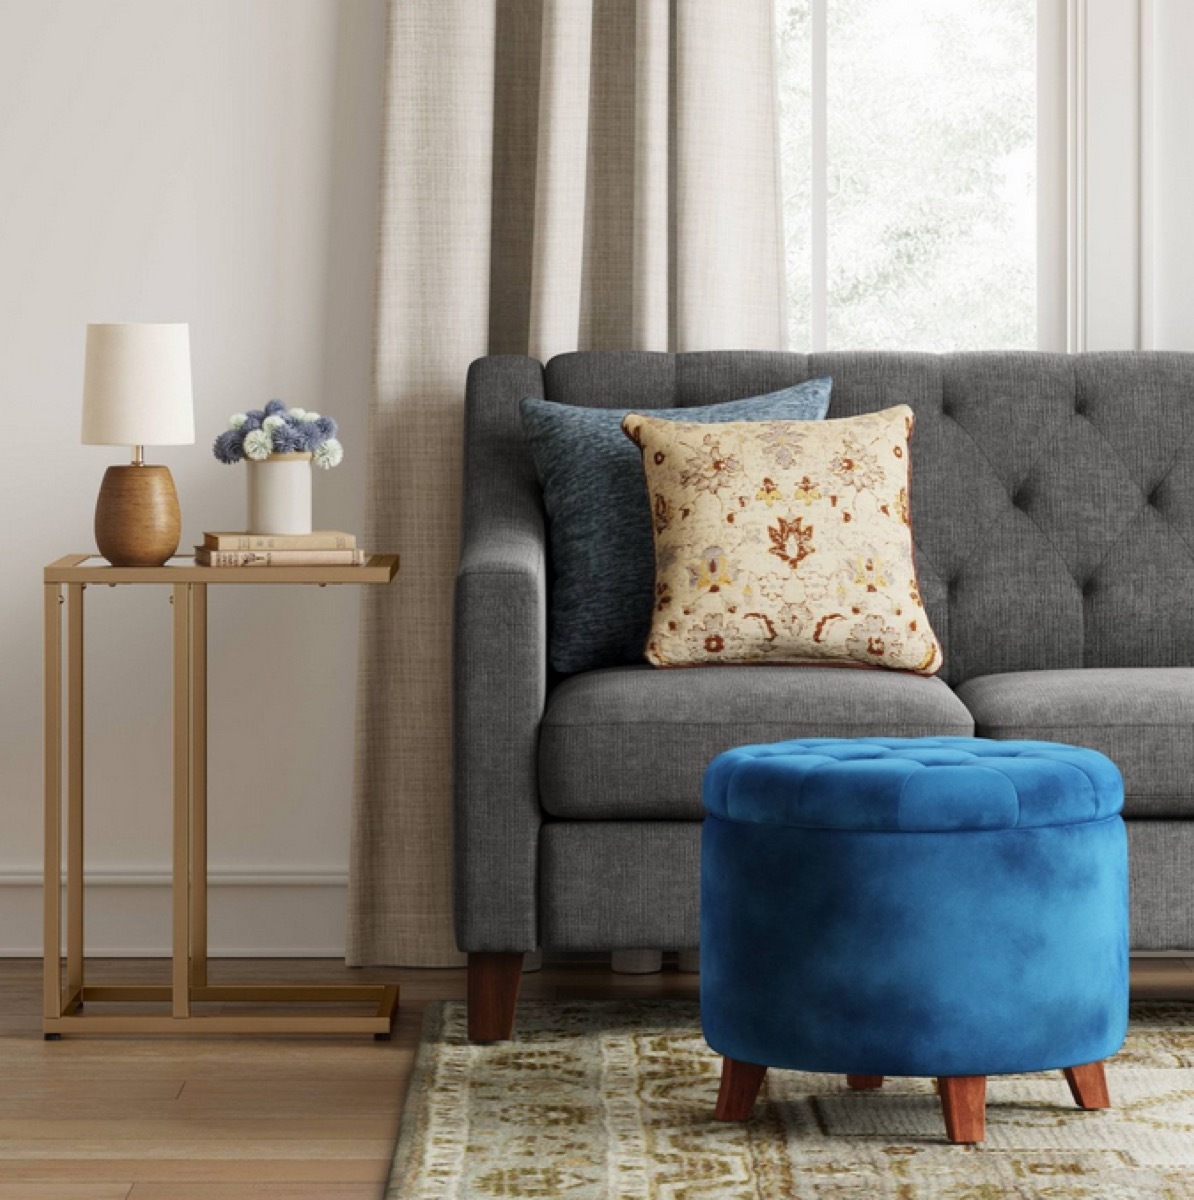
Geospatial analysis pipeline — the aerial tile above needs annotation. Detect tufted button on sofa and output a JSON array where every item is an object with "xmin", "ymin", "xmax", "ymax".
[{"xmin": 454, "ymin": 350, "xmax": 1194, "ymax": 1040}]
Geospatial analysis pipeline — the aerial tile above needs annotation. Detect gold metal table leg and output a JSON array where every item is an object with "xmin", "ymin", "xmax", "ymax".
[
  {"xmin": 171, "ymin": 584, "xmax": 191, "ymax": 1018},
  {"xmin": 43, "ymin": 577, "xmax": 397, "ymax": 1038},
  {"xmin": 43, "ymin": 584, "xmax": 62, "ymax": 1027},
  {"xmin": 66, "ymin": 583, "xmax": 85, "ymax": 999},
  {"xmin": 190, "ymin": 582, "xmax": 208, "ymax": 989}
]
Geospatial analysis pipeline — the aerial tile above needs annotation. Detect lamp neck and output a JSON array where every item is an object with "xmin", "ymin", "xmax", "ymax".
[{"xmin": 130, "ymin": 444, "xmax": 144, "ymax": 466}]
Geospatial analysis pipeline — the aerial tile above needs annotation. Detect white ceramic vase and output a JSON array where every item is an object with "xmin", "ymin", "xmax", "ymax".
[{"xmin": 247, "ymin": 452, "xmax": 313, "ymax": 535}]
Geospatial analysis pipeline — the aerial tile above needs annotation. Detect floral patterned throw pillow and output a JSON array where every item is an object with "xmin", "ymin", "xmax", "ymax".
[{"xmin": 621, "ymin": 405, "xmax": 942, "ymax": 674}]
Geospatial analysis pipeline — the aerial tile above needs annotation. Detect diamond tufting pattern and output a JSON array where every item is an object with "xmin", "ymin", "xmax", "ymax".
[
  {"xmin": 701, "ymin": 735, "xmax": 1124, "ymax": 832},
  {"xmin": 542, "ymin": 349, "xmax": 1194, "ymax": 682}
]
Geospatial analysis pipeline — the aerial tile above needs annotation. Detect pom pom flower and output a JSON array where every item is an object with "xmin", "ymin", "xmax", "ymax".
[
  {"xmin": 212, "ymin": 400, "xmax": 344, "ymax": 469},
  {"xmin": 243, "ymin": 428, "xmax": 273, "ymax": 461},
  {"xmin": 213, "ymin": 429, "xmax": 244, "ymax": 464},
  {"xmin": 269, "ymin": 423, "xmax": 305, "ymax": 454},
  {"xmin": 313, "ymin": 438, "xmax": 344, "ymax": 470}
]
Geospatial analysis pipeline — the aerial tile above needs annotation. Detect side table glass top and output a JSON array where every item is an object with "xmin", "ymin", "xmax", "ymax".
[{"xmin": 45, "ymin": 553, "xmax": 399, "ymax": 584}]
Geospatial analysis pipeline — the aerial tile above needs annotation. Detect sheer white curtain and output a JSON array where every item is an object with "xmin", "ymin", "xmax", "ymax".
[{"xmin": 350, "ymin": 0, "xmax": 786, "ymax": 966}]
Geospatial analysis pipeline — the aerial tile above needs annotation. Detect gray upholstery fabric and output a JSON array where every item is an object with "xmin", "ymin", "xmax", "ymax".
[
  {"xmin": 957, "ymin": 668, "xmax": 1194, "ymax": 819},
  {"xmin": 540, "ymin": 666, "xmax": 973, "ymax": 820},
  {"xmin": 521, "ymin": 378, "xmax": 831, "ymax": 674},
  {"xmin": 540, "ymin": 822, "xmax": 701, "ymax": 949},
  {"xmin": 539, "ymin": 819, "xmax": 1194, "ymax": 951},
  {"xmin": 455, "ymin": 351, "xmax": 1194, "ymax": 954},
  {"xmin": 1128, "ymin": 822, "xmax": 1194, "ymax": 950},
  {"xmin": 544, "ymin": 350, "xmax": 1194, "ymax": 683},
  {"xmin": 453, "ymin": 357, "xmax": 548, "ymax": 951}
]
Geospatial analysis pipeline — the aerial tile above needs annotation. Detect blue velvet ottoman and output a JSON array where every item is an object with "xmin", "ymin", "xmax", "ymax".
[{"xmin": 700, "ymin": 736, "xmax": 1129, "ymax": 1143}]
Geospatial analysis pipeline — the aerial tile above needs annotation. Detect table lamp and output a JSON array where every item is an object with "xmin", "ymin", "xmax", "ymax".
[{"xmin": 81, "ymin": 323, "xmax": 195, "ymax": 566}]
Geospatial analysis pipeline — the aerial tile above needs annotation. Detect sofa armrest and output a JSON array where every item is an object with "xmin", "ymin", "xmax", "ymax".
[{"xmin": 452, "ymin": 356, "xmax": 547, "ymax": 953}]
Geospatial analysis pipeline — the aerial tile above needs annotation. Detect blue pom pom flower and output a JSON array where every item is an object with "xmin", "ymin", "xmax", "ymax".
[
  {"xmin": 269, "ymin": 423, "xmax": 305, "ymax": 454},
  {"xmin": 211, "ymin": 400, "xmax": 344, "ymax": 469},
  {"xmin": 212, "ymin": 429, "xmax": 244, "ymax": 464}
]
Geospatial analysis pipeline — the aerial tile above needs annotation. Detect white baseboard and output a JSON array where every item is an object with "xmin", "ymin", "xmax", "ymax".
[
  {"xmin": 0, "ymin": 869, "xmax": 348, "ymax": 957},
  {"xmin": 2, "ymin": 870, "xmax": 1191, "ymax": 961}
]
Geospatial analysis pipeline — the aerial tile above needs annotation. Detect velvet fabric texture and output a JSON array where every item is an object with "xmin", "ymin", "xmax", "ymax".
[{"xmin": 701, "ymin": 737, "xmax": 1129, "ymax": 1078}]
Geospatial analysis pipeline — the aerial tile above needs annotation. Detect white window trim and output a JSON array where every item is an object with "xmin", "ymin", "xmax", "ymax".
[
  {"xmin": 802, "ymin": 0, "xmax": 1054, "ymax": 352},
  {"xmin": 1053, "ymin": 0, "xmax": 1157, "ymax": 353},
  {"xmin": 809, "ymin": 0, "xmax": 828, "ymax": 352},
  {"xmin": 1037, "ymin": 0, "xmax": 1070, "ymax": 351},
  {"xmin": 797, "ymin": 0, "xmax": 1160, "ymax": 354}
]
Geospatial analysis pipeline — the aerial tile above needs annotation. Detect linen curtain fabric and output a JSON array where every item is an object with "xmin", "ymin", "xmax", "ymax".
[{"xmin": 350, "ymin": 0, "xmax": 787, "ymax": 965}]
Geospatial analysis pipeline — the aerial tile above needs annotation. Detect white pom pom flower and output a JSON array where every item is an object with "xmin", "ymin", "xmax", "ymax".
[
  {"xmin": 300, "ymin": 411, "xmax": 321, "ymax": 423},
  {"xmin": 313, "ymin": 437, "xmax": 343, "ymax": 470},
  {"xmin": 243, "ymin": 428, "xmax": 274, "ymax": 461},
  {"xmin": 262, "ymin": 414, "xmax": 286, "ymax": 431},
  {"xmin": 287, "ymin": 407, "xmax": 307, "ymax": 420},
  {"xmin": 229, "ymin": 413, "xmax": 247, "ymax": 429}
]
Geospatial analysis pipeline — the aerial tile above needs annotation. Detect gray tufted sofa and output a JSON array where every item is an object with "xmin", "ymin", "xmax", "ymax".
[{"xmin": 454, "ymin": 350, "xmax": 1194, "ymax": 1040}]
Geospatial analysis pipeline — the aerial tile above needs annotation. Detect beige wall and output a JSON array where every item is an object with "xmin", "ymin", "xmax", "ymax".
[{"xmin": 0, "ymin": 0, "xmax": 388, "ymax": 953}]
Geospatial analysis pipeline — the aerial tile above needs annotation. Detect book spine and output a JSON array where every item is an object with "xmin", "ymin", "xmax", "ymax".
[
  {"xmin": 203, "ymin": 532, "xmax": 356, "ymax": 551},
  {"xmin": 195, "ymin": 549, "xmax": 365, "ymax": 567}
]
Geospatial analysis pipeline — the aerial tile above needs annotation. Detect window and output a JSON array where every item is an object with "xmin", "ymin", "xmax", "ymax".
[{"xmin": 776, "ymin": 0, "xmax": 1038, "ymax": 351}]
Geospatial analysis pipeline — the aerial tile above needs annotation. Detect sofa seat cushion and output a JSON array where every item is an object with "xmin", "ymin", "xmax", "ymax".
[
  {"xmin": 539, "ymin": 665, "xmax": 973, "ymax": 820},
  {"xmin": 956, "ymin": 668, "xmax": 1194, "ymax": 818}
]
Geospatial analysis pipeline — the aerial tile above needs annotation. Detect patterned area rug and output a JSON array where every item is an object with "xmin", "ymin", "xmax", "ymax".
[{"xmin": 388, "ymin": 1000, "xmax": 1194, "ymax": 1199}]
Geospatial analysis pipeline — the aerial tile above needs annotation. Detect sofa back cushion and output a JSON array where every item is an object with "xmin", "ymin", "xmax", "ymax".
[{"xmin": 506, "ymin": 349, "xmax": 1194, "ymax": 683}]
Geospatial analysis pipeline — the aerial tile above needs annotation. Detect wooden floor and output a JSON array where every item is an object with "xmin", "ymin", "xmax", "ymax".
[{"xmin": 0, "ymin": 956, "xmax": 1191, "ymax": 1199}]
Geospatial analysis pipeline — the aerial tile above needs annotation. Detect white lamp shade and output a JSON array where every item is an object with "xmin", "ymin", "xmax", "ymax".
[{"xmin": 81, "ymin": 323, "xmax": 195, "ymax": 446}]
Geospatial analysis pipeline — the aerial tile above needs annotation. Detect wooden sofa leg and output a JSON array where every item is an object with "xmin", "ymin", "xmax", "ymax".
[
  {"xmin": 714, "ymin": 1057, "xmax": 768, "ymax": 1121},
  {"xmin": 1064, "ymin": 1061, "xmax": 1111, "ymax": 1109},
  {"xmin": 847, "ymin": 1075, "xmax": 884, "ymax": 1090},
  {"xmin": 467, "ymin": 952, "xmax": 524, "ymax": 1043},
  {"xmin": 938, "ymin": 1075, "xmax": 986, "ymax": 1144}
]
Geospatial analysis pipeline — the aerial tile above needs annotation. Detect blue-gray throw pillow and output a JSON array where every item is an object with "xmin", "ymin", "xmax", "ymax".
[{"xmin": 520, "ymin": 377, "xmax": 833, "ymax": 673}]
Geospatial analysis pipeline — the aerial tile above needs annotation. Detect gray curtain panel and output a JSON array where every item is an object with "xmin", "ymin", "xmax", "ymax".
[{"xmin": 350, "ymin": 0, "xmax": 787, "ymax": 965}]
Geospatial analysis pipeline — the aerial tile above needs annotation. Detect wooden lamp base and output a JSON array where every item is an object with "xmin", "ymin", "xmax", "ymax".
[{"xmin": 94, "ymin": 464, "xmax": 181, "ymax": 567}]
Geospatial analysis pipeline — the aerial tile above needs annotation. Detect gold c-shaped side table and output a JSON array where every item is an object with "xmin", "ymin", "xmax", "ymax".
[{"xmin": 42, "ymin": 553, "xmax": 401, "ymax": 1038}]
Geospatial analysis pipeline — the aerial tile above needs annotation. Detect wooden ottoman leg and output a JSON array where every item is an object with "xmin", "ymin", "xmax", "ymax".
[
  {"xmin": 714, "ymin": 1057, "xmax": 768, "ymax": 1121},
  {"xmin": 467, "ymin": 952, "xmax": 524, "ymax": 1043},
  {"xmin": 1064, "ymin": 1061, "xmax": 1111, "ymax": 1109},
  {"xmin": 847, "ymin": 1075, "xmax": 884, "ymax": 1090},
  {"xmin": 938, "ymin": 1075, "xmax": 986, "ymax": 1144}
]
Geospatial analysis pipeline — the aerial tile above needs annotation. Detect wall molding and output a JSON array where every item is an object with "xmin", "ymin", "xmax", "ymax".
[
  {"xmin": 0, "ymin": 869, "xmax": 349, "ymax": 957},
  {"xmin": 0, "ymin": 868, "xmax": 348, "ymax": 888}
]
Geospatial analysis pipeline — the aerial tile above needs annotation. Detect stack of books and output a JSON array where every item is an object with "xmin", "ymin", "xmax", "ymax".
[{"xmin": 195, "ymin": 531, "xmax": 366, "ymax": 567}]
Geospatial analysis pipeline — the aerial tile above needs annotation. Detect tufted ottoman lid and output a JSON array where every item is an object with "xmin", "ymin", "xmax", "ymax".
[{"xmin": 702, "ymin": 737, "xmax": 1123, "ymax": 832}]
